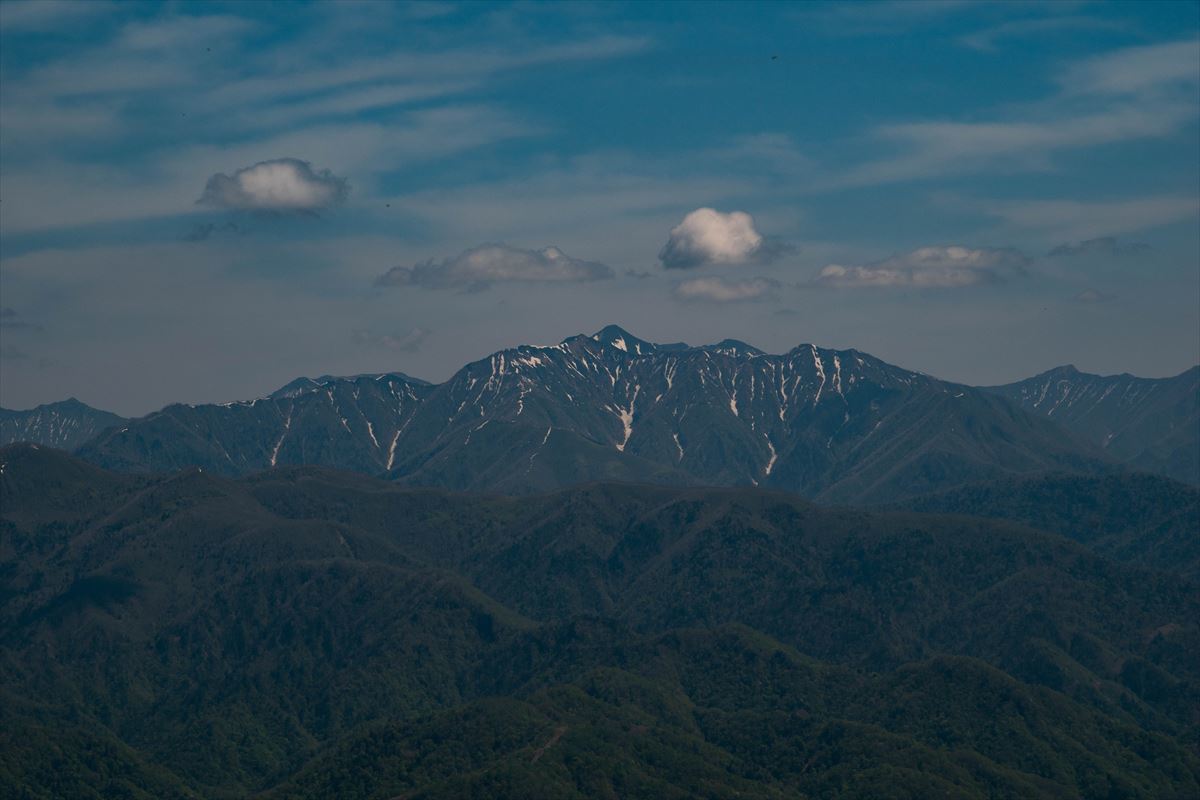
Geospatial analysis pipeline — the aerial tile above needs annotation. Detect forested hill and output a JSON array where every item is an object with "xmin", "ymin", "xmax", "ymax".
[{"xmin": 2, "ymin": 444, "xmax": 1196, "ymax": 799}]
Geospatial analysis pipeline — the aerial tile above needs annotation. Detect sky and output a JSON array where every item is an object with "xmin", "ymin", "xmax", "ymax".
[{"xmin": 1, "ymin": 0, "xmax": 1197, "ymax": 416}]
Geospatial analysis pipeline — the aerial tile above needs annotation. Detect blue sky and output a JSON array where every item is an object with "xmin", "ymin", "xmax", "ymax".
[{"xmin": 1, "ymin": 0, "xmax": 1197, "ymax": 415}]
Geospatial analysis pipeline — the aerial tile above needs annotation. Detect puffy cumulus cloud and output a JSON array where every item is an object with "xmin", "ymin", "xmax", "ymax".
[
  {"xmin": 199, "ymin": 158, "xmax": 348, "ymax": 212},
  {"xmin": 376, "ymin": 243, "xmax": 613, "ymax": 290},
  {"xmin": 815, "ymin": 246, "xmax": 1029, "ymax": 288},
  {"xmin": 1047, "ymin": 236, "xmax": 1149, "ymax": 257},
  {"xmin": 351, "ymin": 327, "xmax": 431, "ymax": 352},
  {"xmin": 659, "ymin": 208, "xmax": 786, "ymax": 269},
  {"xmin": 673, "ymin": 276, "xmax": 780, "ymax": 303}
]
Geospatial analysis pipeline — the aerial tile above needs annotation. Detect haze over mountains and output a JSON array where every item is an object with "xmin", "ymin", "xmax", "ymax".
[{"xmin": 2, "ymin": 327, "xmax": 1196, "ymax": 500}]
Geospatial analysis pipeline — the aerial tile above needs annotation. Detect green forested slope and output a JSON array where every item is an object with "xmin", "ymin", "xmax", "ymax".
[{"xmin": 1, "ymin": 444, "xmax": 1196, "ymax": 798}]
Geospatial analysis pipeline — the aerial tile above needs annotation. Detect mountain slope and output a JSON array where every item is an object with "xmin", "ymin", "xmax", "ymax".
[
  {"xmin": 0, "ymin": 398, "xmax": 126, "ymax": 451},
  {"xmin": 244, "ymin": 470, "xmax": 1200, "ymax": 719},
  {"xmin": 988, "ymin": 365, "xmax": 1200, "ymax": 484},
  {"xmin": 267, "ymin": 649, "xmax": 1194, "ymax": 800},
  {"xmin": 76, "ymin": 327, "xmax": 1109, "ymax": 503},
  {"xmin": 77, "ymin": 372, "xmax": 431, "ymax": 477},
  {"xmin": 390, "ymin": 329, "xmax": 1106, "ymax": 504}
]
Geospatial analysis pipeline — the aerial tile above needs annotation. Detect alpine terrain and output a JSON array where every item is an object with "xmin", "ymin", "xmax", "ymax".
[
  {"xmin": 988, "ymin": 365, "xmax": 1200, "ymax": 484},
  {"xmin": 0, "ymin": 398, "xmax": 126, "ymax": 452},
  {"xmin": 75, "ymin": 326, "xmax": 1113, "ymax": 503}
]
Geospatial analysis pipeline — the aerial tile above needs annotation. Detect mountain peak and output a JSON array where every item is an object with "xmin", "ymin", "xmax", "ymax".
[
  {"xmin": 269, "ymin": 371, "xmax": 430, "ymax": 399},
  {"xmin": 703, "ymin": 339, "xmax": 764, "ymax": 357},
  {"xmin": 269, "ymin": 377, "xmax": 324, "ymax": 399},
  {"xmin": 591, "ymin": 325, "xmax": 656, "ymax": 355}
]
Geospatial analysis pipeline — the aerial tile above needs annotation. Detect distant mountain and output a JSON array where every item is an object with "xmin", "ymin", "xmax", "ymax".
[
  {"xmin": 3, "ymin": 445, "xmax": 1197, "ymax": 798},
  {"xmin": 0, "ymin": 397, "xmax": 126, "ymax": 450},
  {"xmin": 78, "ymin": 372, "xmax": 432, "ymax": 476},
  {"xmin": 77, "ymin": 327, "xmax": 1107, "ymax": 504},
  {"xmin": 893, "ymin": 471, "xmax": 1200, "ymax": 579},
  {"xmin": 987, "ymin": 365, "xmax": 1199, "ymax": 484}
]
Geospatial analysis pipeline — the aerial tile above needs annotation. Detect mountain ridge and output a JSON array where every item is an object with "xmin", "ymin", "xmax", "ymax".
[
  {"xmin": 987, "ymin": 363, "xmax": 1200, "ymax": 484},
  {"xmin": 70, "ymin": 326, "xmax": 1114, "ymax": 503},
  {"xmin": 0, "ymin": 398, "xmax": 128, "ymax": 452},
  {"xmin": 14, "ymin": 327, "xmax": 1195, "ymax": 500}
]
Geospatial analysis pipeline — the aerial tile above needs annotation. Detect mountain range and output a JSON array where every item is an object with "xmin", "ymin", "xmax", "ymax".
[
  {"xmin": 986, "ymin": 364, "xmax": 1200, "ymax": 484},
  {"xmin": 0, "ymin": 398, "xmax": 127, "ymax": 452},
  {"xmin": 2, "ymin": 443, "xmax": 1197, "ymax": 798},
  {"xmin": 2, "ymin": 327, "xmax": 1196, "ymax": 501}
]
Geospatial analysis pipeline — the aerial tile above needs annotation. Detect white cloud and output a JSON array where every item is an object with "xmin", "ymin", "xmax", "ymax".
[
  {"xmin": 815, "ymin": 246, "xmax": 1028, "ymax": 288},
  {"xmin": 376, "ymin": 243, "xmax": 613, "ymax": 290},
  {"xmin": 673, "ymin": 276, "xmax": 780, "ymax": 303},
  {"xmin": 659, "ymin": 208, "xmax": 773, "ymax": 269},
  {"xmin": 198, "ymin": 158, "xmax": 349, "ymax": 212}
]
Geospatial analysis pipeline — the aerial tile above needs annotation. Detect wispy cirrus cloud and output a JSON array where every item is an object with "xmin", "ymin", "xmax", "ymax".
[
  {"xmin": 982, "ymin": 194, "xmax": 1200, "ymax": 243},
  {"xmin": 0, "ymin": 0, "xmax": 120, "ymax": 32},
  {"xmin": 1059, "ymin": 38, "xmax": 1200, "ymax": 96},
  {"xmin": 833, "ymin": 39, "xmax": 1200, "ymax": 188},
  {"xmin": 0, "ymin": 12, "xmax": 648, "ymax": 236},
  {"xmin": 836, "ymin": 103, "xmax": 1194, "ymax": 188},
  {"xmin": 958, "ymin": 16, "xmax": 1128, "ymax": 53}
]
